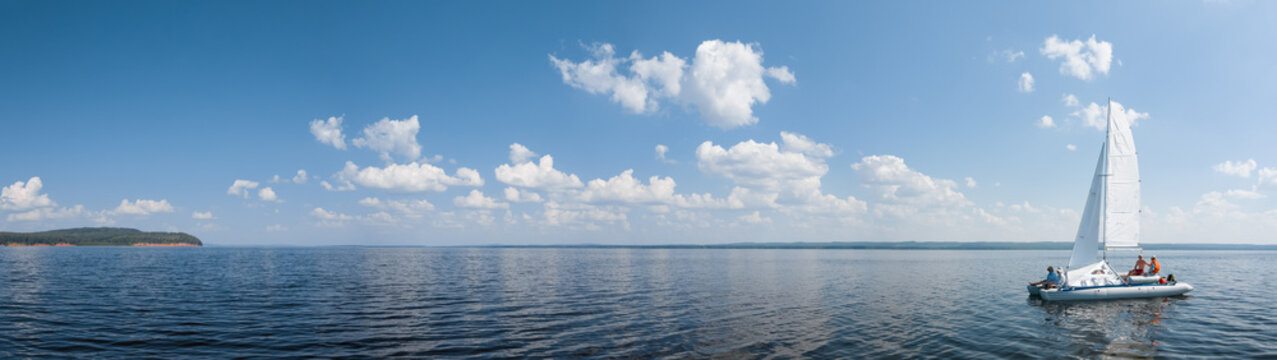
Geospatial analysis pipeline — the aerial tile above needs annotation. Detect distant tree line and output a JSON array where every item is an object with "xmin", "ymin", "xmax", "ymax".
[{"xmin": 0, "ymin": 227, "xmax": 202, "ymax": 246}]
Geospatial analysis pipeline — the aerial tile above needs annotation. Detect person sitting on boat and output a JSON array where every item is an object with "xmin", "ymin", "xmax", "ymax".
[
  {"xmin": 1148, "ymin": 256, "xmax": 1160, "ymax": 275},
  {"xmin": 1030, "ymin": 266, "xmax": 1062, "ymax": 289},
  {"xmin": 1127, "ymin": 255, "xmax": 1149, "ymax": 276}
]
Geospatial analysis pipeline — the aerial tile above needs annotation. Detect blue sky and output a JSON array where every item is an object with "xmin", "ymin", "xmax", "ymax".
[{"xmin": 3, "ymin": 1, "xmax": 1276, "ymax": 245}]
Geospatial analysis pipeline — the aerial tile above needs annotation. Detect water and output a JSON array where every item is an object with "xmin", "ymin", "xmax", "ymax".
[{"xmin": 1, "ymin": 248, "xmax": 1273, "ymax": 358}]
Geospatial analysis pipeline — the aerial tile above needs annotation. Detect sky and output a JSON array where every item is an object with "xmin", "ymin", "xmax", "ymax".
[{"xmin": 2, "ymin": 1, "xmax": 1276, "ymax": 245}]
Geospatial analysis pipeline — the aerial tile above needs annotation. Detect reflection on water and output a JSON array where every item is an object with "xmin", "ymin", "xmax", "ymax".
[
  {"xmin": 0, "ymin": 248, "xmax": 1273, "ymax": 358},
  {"xmin": 1028, "ymin": 294, "xmax": 1187, "ymax": 358}
]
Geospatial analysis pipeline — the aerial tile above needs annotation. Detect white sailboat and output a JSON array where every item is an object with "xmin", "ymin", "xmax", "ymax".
[{"xmin": 1031, "ymin": 99, "xmax": 1194, "ymax": 301}]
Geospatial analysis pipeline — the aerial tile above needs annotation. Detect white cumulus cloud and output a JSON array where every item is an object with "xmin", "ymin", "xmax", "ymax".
[
  {"xmin": 258, "ymin": 187, "xmax": 280, "ymax": 202},
  {"xmin": 1214, "ymin": 159, "xmax": 1258, "ymax": 178},
  {"xmin": 352, "ymin": 115, "xmax": 422, "ymax": 162},
  {"xmin": 292, "ymin": 170, "xmax": 308, "ymax": 184},
  {"xmin": 685, "ymin": 40, "xmax": 794, "ymax": 128},
  {"xmin": 1067, "ymin": 144, "xmax": 1077, "ymax": 151},
  {"xmin": 697, "ymin": 132, "xmax": 863, "ymax": 218},
  {"xmin": 336, "ymin": 161, "xmax": 483, "ymax": 192},
  {"xmin": 1062, "ymin": 93, "xmax": 1079, "ymax": 107},
  {"xmin": 310, "ymin": 116, "xmax": 347, "ymax": 150},
  {"xmin": 454, "ymin": 190, "xmax": 508, "ymax": 209},
  {"xmin": 504, "ymin": 187, "xmax": 544, "ymax": 203},
  {"xmin": 851, "ymin": 155, "xmax": 971, "ymax": 217},
  {"xmin": 1041, "ymin": 35, "xmax": 1114, "ymax": 80},
  {"xmin": 655, "ymin": 144, "xmax": 675, "ymax": 163},
  {"xmin": 1074, "ymin": 100, "xmax": 1148, "ymax": 130},
  {"xmin": 192, "ymin": 211, "xmax": 214, "ymax": 219},
  {"xmin": 112, "ymin": 199, "xmax": 174, "ymax": 215},
  {"xmin": 226, "ymin": 180, "xmax": 260, "ymax": 198},
  {"xmin": 495, "ymin": 153, "xmax": 584, "ymax": 190},
  {"xmin": 509, "ymin": 143, "xmax": 538, "ymax": 164},
  {"xmin": 580, "ymin": 169, "xmax": 678, "ymax": 204},
  {"xmin": 1037, "ymin": 115, "xmax": 1056, "ymax": 128},
  {"xmin": 550, "ymin": 39, "xmax": 795, "ymax": 129},
  {"xmin": 1, "ymin": 176, "xmax": 55, "ymax": 211},
  {"xmin": 7, "ymin": 205, "xmax": 85, "ymax": 222},
  {"xmin": 1018, "ymin": 72, "xmax": 1035, "ymax": 93}
]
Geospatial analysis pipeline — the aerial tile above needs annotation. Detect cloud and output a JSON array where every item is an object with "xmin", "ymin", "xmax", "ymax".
[
  {"xmin": 359, "ymin": 197, "xmax": 435, "ymax": 220},
  {"xmin": 310, "ymin": 116, "xmax": 347, "ymax": 150},
  {"xmin": 112, "ymin": 199, "xmax": 174, "ymax": 215},
  {"xmin": 779, "ymin": 131, "xmax": 834, "ymax": 157},
  {"xmin": 454, "ymin": 190, "xmax": 509, "ymax": 209},
  {"xmin": 1213, "ymin": 159, "xmax": 1258, "ymax": 178},
  {"xmin": 550, "ymin": 39, "xmax": 795, "ymax": 129},
  {"xmin": 292, "ymin": 170, "xmax": 308, "ymax": 184},
  {"xmin": 1259, "ymin": 168, "xmax": 1277, "ymax": 188},
  {"xmin": 310, "ymin": 207, "xmax": 353, "ymax": 221},
  {"xmin": 580, "ymin": 169, "xmax": 678, "ymax": 204},
  {"xmin": 7, "ymin": 205, "xmax": 85, "ymax": 222},
  {"xmin": 1, "ymin": 176, "xmax": 55, "ymax": 211},
  {"xmin": 1074, "ymin": 100, "xmax": 1148, "ymax": 130},
  {"xmin": 258, "ymin": 187, "xmax": 280, "ymax": 202},
  {"xmin": 1018, "ymin": 72, "xmax": 1035, "ymax": 93},
  {"xmin": 1037, "ymin": 115, "xmax": 1056, "ymax": 128},
  {"xmin": 655, "ymin": 144, "xmax": 675, "ymax": 163},
  {"xmin": 696, "ymin": 132, "xmax": 863, "ymax": 218},
  {"xmin": 352, "ymin": 115, "xmax": 422, "ymax": 161},
  {"xmin": 336, "ymin": 161, "xmax": 483, "ymax": 192},
  {"xmin": 685, "ymin": 40, "xmax": 794, "ymax": 128},
  {"xmin": 1041, "ymin": 35, "xmax": 1114, "ymax": 80},
  {"xmin": 509, "ymin": 143, "xmax": 538, "ymax": 164},
  {"xmin": 851, "ymin": 155, "xmax": 970, "ymax": 217},
  {"xmin": 1224, "ymin": 188, "xmax": 1265, "ymax": 199},
  {"xmin": 965, "ymin": 177, "xmax": 977, "ymax": 188},
  {"xmin": 192, "ymin": 211, "xmax": 214, "ymax": 219},
  {"xmin": 696, "ymin": 138, "xmax": 827, "ymax": 191},
  {"xmin": 226, "ymin": 179, "xmax": 260, "ymax": 198},
  {"xmin": 738, "ymin": 211, "xmax": 771, "ymax": 224},
  {"xmin": 1066, "ymin": 144, "xmax": 1077, "ymax": 151},
  {"xmin": 550, "ymin": 43, "xmax": 666, "ymax": 113},
  {"xmin": 541, "ymin": 201, "xmax": 629, "ymax": 229},
  {"xmin": 996, "ymin": 49, "xmax": 1025, "ymax": 63},
  {"xmin": 504, "ymin": 187, "xmax": 544, "ymax": 203},
  {"xmin": 495, "ymin": 152, "xmax": 584, "ymax": 190},
  {"xmin": 1062, "ymin": 93, "xmax": 1079, "ymax": 107},
  {"xmin": 266, "ymin": 224, "xmax": 287, "ymax": 232}
]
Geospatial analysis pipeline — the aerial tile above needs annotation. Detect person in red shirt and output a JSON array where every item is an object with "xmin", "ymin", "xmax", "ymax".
[{"xmin": 1127, "ymin": 255, "xmax": 1149, "ymax": 276}]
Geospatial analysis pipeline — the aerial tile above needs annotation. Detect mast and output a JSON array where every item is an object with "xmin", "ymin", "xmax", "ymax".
[{"xmin": 1102, "ymin": 97, "xmax": 1111, "ymax": 262}]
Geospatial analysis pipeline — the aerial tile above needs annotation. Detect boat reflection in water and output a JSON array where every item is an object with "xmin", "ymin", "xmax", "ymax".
[{"xmin": 1027, "ymin": 294, "xmax": 1190, "ymax": 358}]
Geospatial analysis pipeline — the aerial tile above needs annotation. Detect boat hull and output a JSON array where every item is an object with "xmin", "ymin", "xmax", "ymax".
[
  {"xmin": 1039, "ymin": 282, "xmax": 1193, "ymax": 301},
  {"xmin": 1127, "ymin": 275, "xmax": 1160, "ymax": 284},
  {"xmin": 1027, "ymin": 284, "xmax": 1042, "ymax": 296}
]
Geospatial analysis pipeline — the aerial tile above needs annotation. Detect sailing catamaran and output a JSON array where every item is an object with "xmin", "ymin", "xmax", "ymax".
[{"xmin": 1030, "ymin": 99, "xmax": 1194, "ymax": 301}]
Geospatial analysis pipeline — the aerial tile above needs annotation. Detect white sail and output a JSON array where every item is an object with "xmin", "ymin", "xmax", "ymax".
[
  {"xmin": 1103, "ymin": 100, "xmax": 1140, "ymax": 249},
  {"xmin": 1068, "ymin": 144, "xmax": 1105, "ymax": 268}
]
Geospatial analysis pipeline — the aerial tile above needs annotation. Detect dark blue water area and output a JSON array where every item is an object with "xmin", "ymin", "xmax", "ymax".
[{"xmin": 1, "ymin": 247, "xmax": 1274, "ymax": 359}]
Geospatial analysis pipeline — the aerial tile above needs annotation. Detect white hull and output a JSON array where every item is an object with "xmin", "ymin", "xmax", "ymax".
[
  {"xmin": 1127, "ymin": 275, "xmax": 1160, "ymax": 284},
  {"xmin": 1039, "ymin": 282, "xmax": 1193, "ymax": 301}
]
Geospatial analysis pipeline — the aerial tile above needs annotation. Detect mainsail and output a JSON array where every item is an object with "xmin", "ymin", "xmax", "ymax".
[{"xmin": 1103, "ymin": 100, "xmax": 1141, "ymax": 249}]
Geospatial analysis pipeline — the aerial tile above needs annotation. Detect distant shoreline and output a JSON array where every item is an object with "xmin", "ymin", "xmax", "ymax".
[
  {"xmin": 457, "ymin": 242, "xmax": 1277, "ymax": 251},
  {"xmin": 232, "ymin": 241, "xmax": 1277, "ymax": 251}
]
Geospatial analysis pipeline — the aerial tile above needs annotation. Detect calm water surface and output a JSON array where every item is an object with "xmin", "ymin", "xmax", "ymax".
[{"xmin": 1, "ymin": 248, "xmax": 1273, "ymax": 358}]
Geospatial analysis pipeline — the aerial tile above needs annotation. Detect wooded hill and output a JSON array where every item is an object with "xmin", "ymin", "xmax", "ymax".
[{"xmin": 0, "ymin": 227, "xmax": 202, "ymax": 246}]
